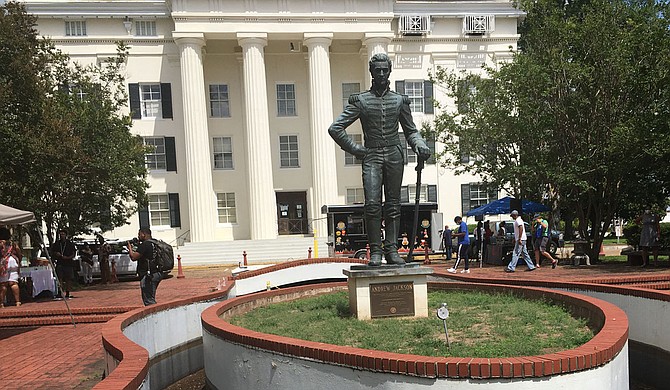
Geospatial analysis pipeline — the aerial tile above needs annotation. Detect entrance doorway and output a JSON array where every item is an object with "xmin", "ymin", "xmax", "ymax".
[{"xmin": 276, "ymin": 191, "xmax": 309, "ymax": 235}]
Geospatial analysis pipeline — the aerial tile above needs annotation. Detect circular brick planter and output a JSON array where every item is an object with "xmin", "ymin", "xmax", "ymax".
[{"xmin": 201, "ymin": 281, "xmax": 629, "ymax": 389}]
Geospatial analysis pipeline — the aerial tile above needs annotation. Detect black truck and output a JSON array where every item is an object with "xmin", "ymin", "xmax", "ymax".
[{"xmin": 321, "ymin": 203, "xmax": 441, "ymax": 260}]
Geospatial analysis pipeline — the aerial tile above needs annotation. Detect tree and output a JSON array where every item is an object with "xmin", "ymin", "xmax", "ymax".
[
  {"xmin": 426, "ymin": 0, "xmax": 670, "ymax": 257},
  {"xmin": 0, "ymin": 1, "xmax": 148, "ymax": 243}
]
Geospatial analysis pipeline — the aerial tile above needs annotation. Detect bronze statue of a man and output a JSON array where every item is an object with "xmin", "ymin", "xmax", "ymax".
[{"xmin": 328, "ymin": 52, "xmax": 432, "ymax": 266}]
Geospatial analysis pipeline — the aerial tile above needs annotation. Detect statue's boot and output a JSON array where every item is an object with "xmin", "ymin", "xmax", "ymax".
[
  {"xmin": 383, "ymin": 211, "xmax": 405, "ymax": 266},
  {"xmin": 366, "ymin": 214, "xmax": 383, "ymax": 266}
]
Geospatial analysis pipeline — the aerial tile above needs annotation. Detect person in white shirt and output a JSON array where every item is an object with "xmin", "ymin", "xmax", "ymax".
[
  {"xmin": 0, "ymin": 240, "xmax": 21, "ymax": 307},
  {"xmin": 505, "ymin": 210, "xmax": 536, "ymax": 272}
]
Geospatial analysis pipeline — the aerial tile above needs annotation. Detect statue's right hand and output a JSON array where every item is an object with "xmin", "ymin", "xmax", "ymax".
[{"xmin": 352, "ymin": 144, "xmax": 367, "ymax": 158}]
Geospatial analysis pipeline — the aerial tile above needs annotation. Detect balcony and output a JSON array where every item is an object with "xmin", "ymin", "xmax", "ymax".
[
  {"xmin": 398, "ymin": 15, "xmax": 431, "ymax": 36},
  {"xmin": 463, "ymin": 15, "xmax": 495, "ymax": 36}
]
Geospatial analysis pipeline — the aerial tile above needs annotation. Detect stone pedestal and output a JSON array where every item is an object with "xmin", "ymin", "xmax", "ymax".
[{"xmin": 343, "ymin": 265, "xmax": 432, "ymax": 320}]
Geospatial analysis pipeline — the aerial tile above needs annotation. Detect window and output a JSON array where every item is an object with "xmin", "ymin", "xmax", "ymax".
[
  {"xmin": 395, "ymin": 80, "xmax": 433, "ymax": 114},
  {"xmin": 217, "ymin": 192, "xmax": 237, "ymax": 223},
  {"xmin": 344, "ymin": 134, "xmax": 363, "ymax": 165},
  {"xmin": 144, "ymin": 137, "xmax": 166, "ymax": 170},
  {"xmin": 404, "ymin": 81, "xmax": 424, "ymax": 113},
  {"xmin": 144, "ymin": 137, "xmax": 177, "ymax": 171},
  {"xmin": 401, "ymin": 184, "xmax": 437, "ymax": 203},
  {"xmin": 279, "ymin": 135, "xmax": 299, "ymax": 168},
  {"xmin": 342, "ymin": 82, "xmax": 360, "ymax": 109},
  {"xmin": 346, "ymin": 188, "xmax": 365, "ymax": 205},
  {"xmin": 65, "ymin": 21, "xmax": 87, "ymax": 36},
  {"xmin": 140, "ymin": 84, "xmax": 161, "ymax": 118},
  {"xmin": 135, "ymin": 20, "xmax": 157, "ymax": 36},
  {"xmin": 128, "ymin": 83, "xmax": 173, "ymax": 120},
  {"xmin": 399, "ymin": 134, "xmax": 436, "ymax": 165},
  {"xmin": 277, "ymin": 84, "xmax": 296, "ymax": 116},
  {"xmin": 209, "ymin": 84, "xmax": 230, "ymax": 118},
  {"xmin": 408, "ymin": 184, "xmax": 429, "ymax": 203},
  {"xmin": 69, "ymin": 84, "xmax": 87, "ymax": 101},
  {"xmin": 148, "ymin": 194, "xmax": 171, "ymax": 226},
  {"xmin": 461, "ymin": 183, "xmax": 497, "ymax": 215},
  {"xmin": 213, "ymin": 137, "xmax": 233, "ymax": 170}
]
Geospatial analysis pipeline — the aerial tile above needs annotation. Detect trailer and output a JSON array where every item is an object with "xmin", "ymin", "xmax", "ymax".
[{"xmin": 321, "ymin": 203, "xmax": 442, "ymax": 261}]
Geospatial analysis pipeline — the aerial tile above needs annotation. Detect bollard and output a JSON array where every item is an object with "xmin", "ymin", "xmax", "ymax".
[
  {"xmin": 366, "ymin": 244, "xmax": 370, "ymax": 260},
  {"xmin": 308, "ymin": 247, "xmax": 312, "ymax": 259},
  {"xmin": 176, "ymin": 254, "xmax": 185, "ymax": 279},
  {"xmin": 242, "ymin": 251, "xmax": 248, "ymax": 267},
  {"xmin": 423, "ymin": 244, "xmax": 430, "ymax": 265}
]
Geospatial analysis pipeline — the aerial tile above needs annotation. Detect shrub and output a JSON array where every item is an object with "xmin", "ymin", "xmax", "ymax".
[{"xmin": 623, "ymin": 222, "xmax": 670, "ymax": 248}]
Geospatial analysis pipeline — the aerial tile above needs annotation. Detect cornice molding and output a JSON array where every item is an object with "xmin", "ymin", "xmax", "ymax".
[{"xmin": 24, "ymin": 1, "xmax": 170, "ymax": 17}]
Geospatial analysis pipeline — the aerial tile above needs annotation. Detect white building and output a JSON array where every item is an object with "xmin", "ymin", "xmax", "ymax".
[{"xmin": 23, "ymin": 0, "xmax": 522, "ymax": 249}]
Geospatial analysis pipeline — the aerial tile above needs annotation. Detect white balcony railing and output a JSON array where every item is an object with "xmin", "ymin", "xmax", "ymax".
[
  {"xmin": 462, "ymin": 15, "xmax": 495, "ymax": 35},
  {"xmin": 398, "ymin": 15, "xmax": 431, "ymax": 35}
]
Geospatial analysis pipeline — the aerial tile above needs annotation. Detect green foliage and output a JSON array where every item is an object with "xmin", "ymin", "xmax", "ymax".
[
  {"xmin": 231, "ymin": 290, "xmax": 593, "ymax": 358},
  {"xmin": 425, "ymin": 0, "xmax": 670, "ymax": 256},
  {"xmin": 0, "ymin": 2, "xmax": 148, "ymax": 241}
]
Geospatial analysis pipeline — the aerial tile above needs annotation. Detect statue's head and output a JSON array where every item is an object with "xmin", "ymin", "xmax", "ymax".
[{"xmin": 368, "ymin": 52, "xmax": 392, "ymax": 86}]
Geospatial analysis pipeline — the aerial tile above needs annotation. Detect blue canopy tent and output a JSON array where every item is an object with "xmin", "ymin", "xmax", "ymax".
[{"xmin": 466, "ymin": 196, "xmax": 550, "ymax": 217}]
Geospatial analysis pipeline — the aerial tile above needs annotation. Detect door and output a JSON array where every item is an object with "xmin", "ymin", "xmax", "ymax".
[{"xmin": 276, "ymin": 191, "xmax": 309, "ymax": 235}]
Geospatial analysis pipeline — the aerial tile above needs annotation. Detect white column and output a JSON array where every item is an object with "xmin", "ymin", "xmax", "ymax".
[
  {"xmin": 304, "ymin": 33, "xmax": 337, "ymax": 239},
  {"xmin": 363, "ymin": 32, "xmax": 394, "ymax": 88},
  {"xmin": 237, "ymin": 33, "xmax": 277, "ymax": 240},
  {"xmin": 174, "ymin": 32, "xmax": 217, "ymax": 243}
]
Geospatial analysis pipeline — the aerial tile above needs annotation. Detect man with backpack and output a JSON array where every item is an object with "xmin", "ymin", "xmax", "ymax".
[{"xmin": 127, "ymin": 228, "xmax": 162, "ymax": 306}]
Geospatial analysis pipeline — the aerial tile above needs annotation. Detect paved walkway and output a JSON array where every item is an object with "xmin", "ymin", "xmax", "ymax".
[{"xmin": 0, "ymin": 257, "xmax": 668, "ymax": 389}]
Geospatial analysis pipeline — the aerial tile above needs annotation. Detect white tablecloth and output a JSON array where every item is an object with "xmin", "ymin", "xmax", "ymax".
[{"xmin": 20, "ymin": 266, "xmax": 57, "ymax": 297}]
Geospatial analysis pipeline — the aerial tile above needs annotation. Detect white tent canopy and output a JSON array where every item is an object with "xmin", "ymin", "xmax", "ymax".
[{"xmin": 0, "ymin": 204, "xmax": 36, "ymax": 225}]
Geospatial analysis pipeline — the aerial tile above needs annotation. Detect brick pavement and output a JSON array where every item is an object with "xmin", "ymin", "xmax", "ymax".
[{"xmin": 0, "ymin": 259, "xmax": 668, "ymax": 389}]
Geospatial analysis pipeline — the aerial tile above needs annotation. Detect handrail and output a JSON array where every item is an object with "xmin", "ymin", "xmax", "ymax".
[{"xmin": 170, "ymin": 230, "xmax": 190, "ymax": 248}]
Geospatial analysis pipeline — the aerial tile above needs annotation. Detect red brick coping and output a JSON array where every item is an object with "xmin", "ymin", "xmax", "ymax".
[
  {"xmin": 95, "ymin": 285, "xmax": 234, "ymax": 390},
  {"xmin": 201, "ymin": 281, "xmax": 629, "ymax": 379}
]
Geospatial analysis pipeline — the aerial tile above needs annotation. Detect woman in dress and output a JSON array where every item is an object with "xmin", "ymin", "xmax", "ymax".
[
  {"xmin": 0, "ymin": 239, "xmax": 21, "ymax": 307},
  {"xmin": 638, "ymin": 210, "xmax": 661, "ymax": 267}
]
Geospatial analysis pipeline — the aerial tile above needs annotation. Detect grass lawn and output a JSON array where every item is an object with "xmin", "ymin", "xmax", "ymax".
[{"xmin": 230, "ymin": 290, "xmax": 593, "ymax": 358}]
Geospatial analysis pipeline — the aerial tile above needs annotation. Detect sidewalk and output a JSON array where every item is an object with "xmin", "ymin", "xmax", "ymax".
[
  {"xmin": 0, "ymin": 266, "xmax": 231, "ymax": 390},
  {"xmin": 0, "ymin": 260, "xmax": 667, "ymax": 389}
]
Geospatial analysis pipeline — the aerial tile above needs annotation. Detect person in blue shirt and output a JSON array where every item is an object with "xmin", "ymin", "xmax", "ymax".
[{"xmin": 447, "ymin": 216, "xmax": 471, "ymax": 274}]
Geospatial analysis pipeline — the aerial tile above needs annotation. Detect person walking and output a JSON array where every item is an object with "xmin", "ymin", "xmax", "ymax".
[
  {"xmin": 127, "ymin": 228, "xmax": 162, "ymax": 306},
  {"xmin": 328, "ymin": 52, "xmax": 431, "ymax": 266},
  {"xmin": 442, "ymin": 225, "xmax": 453, "ymax": 260},
  {"xmin": 505, "ymin": 210, "xmax": 536, "ymax": 272},
  {"xmin": 533, "ymin": 214, "xmax": 558, "ymax": 269},
  {"xmin": 474, "ymin": 221, "xmax": 484, "ymax": 263},
  {"xmin": 447, "ymin": 216, "xmax": 471, "ymax": 274}
]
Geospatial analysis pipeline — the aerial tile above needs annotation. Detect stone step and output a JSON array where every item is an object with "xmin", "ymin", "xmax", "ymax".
[
  {"xmin": 0, "ymin": 306, "xmax": 136, "ymax": 319},
  {"xmin": 0, "ymin": 313, "xmax": 118, "ymax": 327}
]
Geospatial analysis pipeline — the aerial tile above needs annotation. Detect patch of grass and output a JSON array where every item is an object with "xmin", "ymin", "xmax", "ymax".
[
  {"xmin": 230, "ymin": 290, "xmax": 593, "ymax": 358},
  {"xmin": 601, "ymin": 255, "xmax": 628, "ymax": 263}
]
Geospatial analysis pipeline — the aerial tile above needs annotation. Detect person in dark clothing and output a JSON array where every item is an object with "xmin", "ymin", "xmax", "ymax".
[
  {"xmin": 442, "ymin": 225, "xmax": 453, "ymax": 260},
  {"xmin": 52, "ymin": 229, "xmax": 77, "ymax": 298},
  {"xmin": 127, "ymin": 228, "xmax": 162, "ymax": 305}
]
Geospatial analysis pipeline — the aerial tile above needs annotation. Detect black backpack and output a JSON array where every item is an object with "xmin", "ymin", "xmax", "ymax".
[{"xmin": 148, "ymin": 239, "xmax": 175, "ymax": 274}]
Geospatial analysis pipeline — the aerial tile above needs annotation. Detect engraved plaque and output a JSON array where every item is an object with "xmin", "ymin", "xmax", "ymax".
[{"xmin": 369, "ymin": 281, "xmax": 415, "ymax": 318}]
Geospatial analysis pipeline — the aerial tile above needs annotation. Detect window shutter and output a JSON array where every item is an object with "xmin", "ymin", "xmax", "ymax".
[
  {"xmin": 400, "ymin": 186, "xmax": 410, "ymax": 203},
  {"xmin": 395, "ymin": 80, "xmax": 405, "ymax": 95},
  {"xmin": 160, "ymin": 83, "xmax": 173, "ymax": 119},
  {"xmin": 168, "ymin": 193, "xmax": 181, "ymax": 228},
  {"xmin": 423, "ymin": 80, "xmax": 434, "ymax": 114},
  {"xmin": 461, "ymin": 183, "xmax": 471, "ymax": 216},
  {"xmin": 427, "ymin": 185, "xmax": 437, "ymax": 202},
  {"xmin": 399, "ymin": 135, "xmax": 408, "ymax": 164},
  {"xmin": 165, "ymin": 137, "xmax": 177, "ymax": 172},
  {"xmin": 138, "ymin": 207, "xmax": 150, "ymax": 229},
  {"xmin": 129, "ymin": 83, "xmax": 141, "ymax": 119},
  {"xmin": 427, "ymin": 139, "xmax": 436, "ymax": 164}
]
